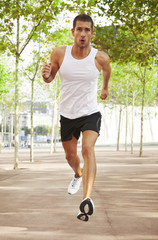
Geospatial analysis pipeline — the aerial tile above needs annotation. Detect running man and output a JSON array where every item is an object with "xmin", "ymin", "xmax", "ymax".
[{"xmin": 42, "ymin": 14, "xmax": 111, "ymax": 221}]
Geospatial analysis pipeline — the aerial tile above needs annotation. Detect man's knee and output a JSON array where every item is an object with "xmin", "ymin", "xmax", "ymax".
[
  {"xmin": 82, "ymin": 144, "xmax": 94, "ymax": 159},
  {"xmin": 65, "ymin": 152, "xmax": 77, "ymax": 163}
]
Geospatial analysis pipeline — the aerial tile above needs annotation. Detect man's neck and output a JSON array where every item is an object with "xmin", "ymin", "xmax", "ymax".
[{"xmin": 71, "ymin": 45, "xmax": 91, "ymax": 59}]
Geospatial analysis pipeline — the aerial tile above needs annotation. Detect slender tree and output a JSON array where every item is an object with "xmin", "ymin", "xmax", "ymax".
[
  {"xmin": 24, "ymin": 58, "xmax": 40, "ymax": 162},
  {"xmin": 0, "ymin": 0, "xmax": 65, "ymax": 168},
  {"xmin": 93, "ymin": 0, "xmax": 158, "ymax": 156},
  {"xmin": 0, "ymin": 63, "xmax": 12, "ymax": 152}
]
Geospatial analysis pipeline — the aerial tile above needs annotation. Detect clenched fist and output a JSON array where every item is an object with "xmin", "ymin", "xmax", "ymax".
[
  {"xmin": 42, "ymin": 62, "xmax": 52, "ymax": 80},
  {"xmin": 100, "ymin": 88, "xmax": 109, "ymax": 100}
]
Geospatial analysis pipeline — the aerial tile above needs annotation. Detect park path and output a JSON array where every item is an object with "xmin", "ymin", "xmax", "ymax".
[{"xmin": 0, "ymin": 147, "xmax": 158, "ymax": 240}]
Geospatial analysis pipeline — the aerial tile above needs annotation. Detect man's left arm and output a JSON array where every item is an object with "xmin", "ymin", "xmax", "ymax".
[{"xmin": 99, "ymin": 52, "xmax": 111, "ymax": 100}]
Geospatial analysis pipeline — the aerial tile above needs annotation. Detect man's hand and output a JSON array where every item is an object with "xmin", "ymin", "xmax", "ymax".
[
  {"xmin": 42, "ymin": 62, "xmax": 52, "ymax": 80},
  {"xmin": 100, "ymin": 88, "xmax": 109, "ymax": 100}
]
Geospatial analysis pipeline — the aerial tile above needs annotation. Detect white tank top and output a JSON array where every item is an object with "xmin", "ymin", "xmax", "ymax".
[{"xmin": 59, "ymin": 45, "xmax": 100, "ymax": 119}]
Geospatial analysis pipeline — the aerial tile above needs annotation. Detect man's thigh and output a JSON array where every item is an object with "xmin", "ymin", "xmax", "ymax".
[
  {"xmin": 62, "ymin": 135, "xmax": 78, "ymax": 156},
  {"xmin": 82, "ymin": 130, "xmax": 98, "ymax": 148}
]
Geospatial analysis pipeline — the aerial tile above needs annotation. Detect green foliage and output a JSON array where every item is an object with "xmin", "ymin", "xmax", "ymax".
[
  {"xmin": 0, "ymin": 0, "xmax": 66, "ymax": 55},
  {"xmin": 60, "ymin": 0, "xmax": 99, "ymax": 14},
  {"xmin": 143, "ymin": 66, "xmax": 158, "ymax": 105},
  {"xmin": 48, "ymin": 29, "xmax": 73, "ymax": 47},
  {"xmin": 98, "ymin": 62, "xmax": 157, "ymax": 108},
  {"xmin": 92, "ymin": 25, "xmax": 157, "ymax": 67},
  {"xmin": 108, "ymin": 63, "xmax": 141, "ymax": 105},
  {"xmin": 0, "ymin": 63, "xmax": 12, "ymax": 100},
  {"xmin": 21, "ymin": 126, "xmax": 30, "ymax": 136},
  {"xmin": 93, "ymin": 0, "xmax": 158, "ymax": 113},
  {"xmin": 93, "ymin": 0, "xmax": 158, "ymax": 66},
  {"xmin": 34, "ymin": 125, "xmax": 51, "ymax": 135}
]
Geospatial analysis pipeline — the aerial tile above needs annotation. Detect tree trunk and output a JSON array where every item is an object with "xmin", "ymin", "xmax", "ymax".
[
  {"xmin": 131, "ymin": 97, "xmax": 134, "ymax": 154},
  {"xmin": 50, "ymin": 103, "xmax": 55, "ymax": 154},
  {"xmin": 148, "ymin": 111, "xmax": 154, "ymax": 141},
  {"xmin": 125, "ymin": 105, "xmax": 128, "ymax": 152},
  {"xmin": 103, "ymin": 107, "xmax": 109, "ymax": 145},
  {"xmin": 139, "ymin": 80, "xmax": 146, "ymax": 157},
  {"xmin": 10, "ymin": 113, "xmax": 13, "ymax": 149},
  {"xmin": 0, "ymin": 105, "xmax": 4, "ymax": 153},
  {"xmin": 4, "ymin": 114, "xmax": 6, "ymax": 133},
  {"xmin": 30, "ymin": 78, "xmax": 34, "ymax": 162},
  {"xmin": 117, "ymin": 105, "xmax": 122, "ymax": 151},
  {"xmin": 14, "ymin": 12, "xmax": 20, "ymax": 170},
  {"xmin": 53, "ymin": 104, "xmax": 59, "ymax": 153}
]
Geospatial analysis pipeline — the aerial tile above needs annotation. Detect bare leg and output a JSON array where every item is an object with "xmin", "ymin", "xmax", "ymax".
[
  {"xmin": 62, "ymin": 136, "xmax": 82, "ymax": 177},
  {"xmin": 81, "ymin": 130, "xmax": 98, "ymax": 199}
]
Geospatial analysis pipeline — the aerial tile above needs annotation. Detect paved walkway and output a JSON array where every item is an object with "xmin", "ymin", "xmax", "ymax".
[{"xmin": 0, "ymin": 147, "xmax": 158, "ymax": 240}]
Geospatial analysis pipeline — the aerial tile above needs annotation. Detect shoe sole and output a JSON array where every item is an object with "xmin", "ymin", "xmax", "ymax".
[
  {"xmin": 77, "ymin": 198, "xmax": 94, "ymax": 222},
  {"xmin": 77, "ymin": 212, "xmax": 89, "ymax": 222},
  {"xmin": 80, "ymin": 198, "xmax": 94, "ymax": 215}
]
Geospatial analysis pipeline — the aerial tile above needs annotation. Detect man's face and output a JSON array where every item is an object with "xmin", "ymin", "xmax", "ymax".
[{"xmin": 71, "ymin": 20, "xmax": 94, "ymax": 49}]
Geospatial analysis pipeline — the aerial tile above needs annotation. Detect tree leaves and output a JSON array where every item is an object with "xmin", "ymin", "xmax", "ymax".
[
  {"xmin": 0, "ymin": 63, "xmax": 12, "ymax": 101},
  {"xmin": 95, "ymin": 0, "xmax": 158, "ymax": 66}
]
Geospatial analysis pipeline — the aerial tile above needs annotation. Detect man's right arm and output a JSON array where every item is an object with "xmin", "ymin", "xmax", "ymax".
[{"xmin": 42, "ymin": 47, "xmax": 60, "ymax": 83}]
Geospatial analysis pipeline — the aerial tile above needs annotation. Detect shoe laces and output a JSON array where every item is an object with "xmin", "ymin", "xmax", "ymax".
[{"xmin": 72, "ymin": 176, "xmax": 79, "ymax": 187}]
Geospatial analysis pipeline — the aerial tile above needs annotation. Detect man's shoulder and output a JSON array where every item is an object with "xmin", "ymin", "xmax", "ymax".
[
  {"xmin": 51, "ymin": 46, "xmax": 67, "ymax": 64},
  {"xmin": 96, "ymin": 50, "xmax": 109, "ymax": 59},
  {"xmin": 96, "ymin": 50, "xmax": 110, "ymax": 65},
  {"xmin": 53, "ymin": 46, "xmax": 67, "ymax": 55}
]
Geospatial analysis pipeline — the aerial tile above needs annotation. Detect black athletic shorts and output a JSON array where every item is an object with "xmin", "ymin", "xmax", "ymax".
[{"xmin": 60, "ymin": 112, "xmax": 102, "ymax": 142}]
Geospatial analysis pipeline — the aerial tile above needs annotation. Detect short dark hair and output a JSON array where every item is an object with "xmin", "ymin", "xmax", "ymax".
[{"xmin": 73, "ymin": 14, "xmax": 94, "ymax": 30}]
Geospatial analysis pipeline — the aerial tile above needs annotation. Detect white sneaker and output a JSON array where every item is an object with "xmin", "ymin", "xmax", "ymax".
[{"xmin": 68, "ymin": 175, "xmax": 82, "ymax": 195}]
